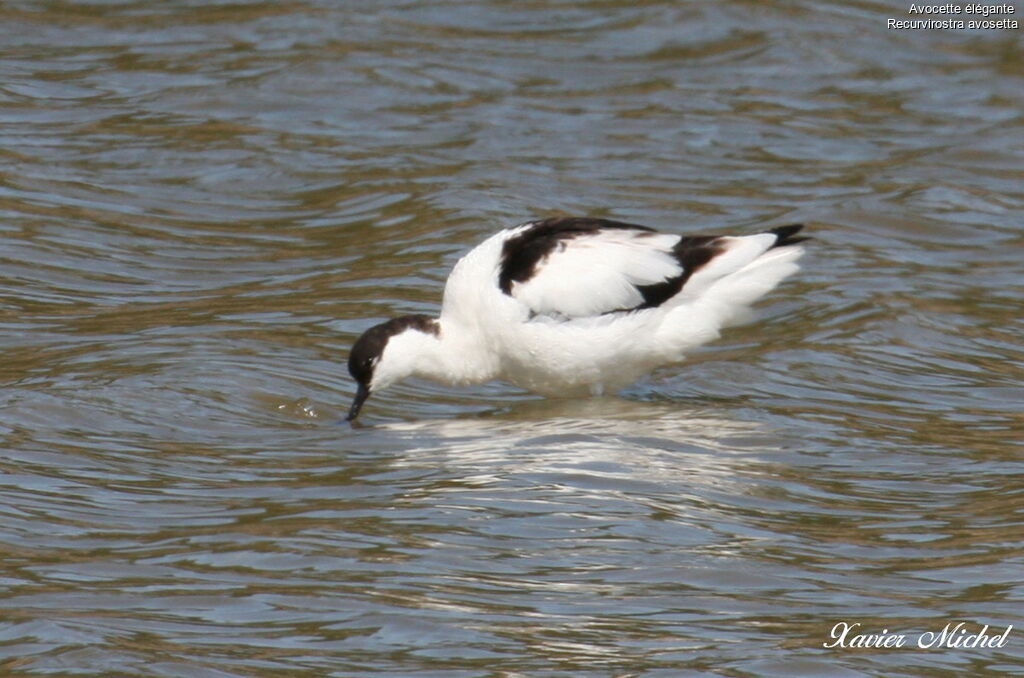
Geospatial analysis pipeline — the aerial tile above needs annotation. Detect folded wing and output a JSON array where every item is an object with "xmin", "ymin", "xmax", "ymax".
[{"xmin": 498, "ymin": 218, "xmax": 805, "ymax": 320}]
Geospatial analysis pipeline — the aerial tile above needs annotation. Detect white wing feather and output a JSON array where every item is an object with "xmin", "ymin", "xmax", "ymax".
[{"xmin": 508, "ymin": 230, "xmax": 682, "ymax": 318}]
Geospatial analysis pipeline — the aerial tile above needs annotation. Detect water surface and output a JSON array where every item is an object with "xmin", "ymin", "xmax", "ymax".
[{"xmin": 1, "ymin": 1, "xmax": 1022, "ymax": 676}]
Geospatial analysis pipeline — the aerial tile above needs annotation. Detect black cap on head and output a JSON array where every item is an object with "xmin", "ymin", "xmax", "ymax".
[
  {"xmin": 345, "ymin": 324, "xmax": 388, "ymax": 422},
  {"xmin": 345, "ymin": 314, "xmax": 439, "ymax": 422}
]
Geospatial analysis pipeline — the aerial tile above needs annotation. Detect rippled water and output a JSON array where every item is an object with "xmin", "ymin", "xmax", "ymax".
[{"xmin": 2, "ymin": 1, "xmax": 1022, "ymax": 676}]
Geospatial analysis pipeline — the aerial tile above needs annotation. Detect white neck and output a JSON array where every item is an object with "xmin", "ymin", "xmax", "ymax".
[{"xmin": 375, "ymin": 318, "xmax": 497, "ymax": 390}]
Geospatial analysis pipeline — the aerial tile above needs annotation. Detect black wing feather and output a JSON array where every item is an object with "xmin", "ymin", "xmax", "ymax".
[
  {"xmin": 498, "ymin": 217, "xmax": 654, "ymax": 295},
  {"xmin": 498, "ymin": 217, "xmax": 807, "ymax": 317}
]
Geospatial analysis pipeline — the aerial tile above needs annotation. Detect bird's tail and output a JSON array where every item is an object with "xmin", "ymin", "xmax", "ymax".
[
  {"xmin": 654, "ymin": 226, "xmax": 806, "ymax": 357},
  {"xmin": 699, "ymin": 244, "xmax": 803, "ymax": 328}
]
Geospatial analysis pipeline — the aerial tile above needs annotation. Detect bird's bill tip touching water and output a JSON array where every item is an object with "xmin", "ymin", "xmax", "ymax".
[{"xmin": 346, "ymin": 384, "xmax": 370, "ymax": 422}]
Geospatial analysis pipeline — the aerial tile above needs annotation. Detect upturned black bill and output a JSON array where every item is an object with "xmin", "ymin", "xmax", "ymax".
[{"xmin": 346, "ymin": 384, "xmax": 370, "ymax": 422}]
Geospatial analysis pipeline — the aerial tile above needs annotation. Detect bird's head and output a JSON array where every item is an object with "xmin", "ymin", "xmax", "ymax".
[{"xmin": 346, "ymin": 314, "xmax": 439, "ymax": 422}]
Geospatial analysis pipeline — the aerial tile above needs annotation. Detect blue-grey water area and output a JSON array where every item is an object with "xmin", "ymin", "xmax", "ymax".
[{"xmin": 1, "ymin": 1, "xmax": 1022, "ymax": 676}]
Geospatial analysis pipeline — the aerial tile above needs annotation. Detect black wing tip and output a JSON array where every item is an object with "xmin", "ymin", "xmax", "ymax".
[{"xmin": 767, "ymin": 223, "xmax": 810, "ymax": 247}]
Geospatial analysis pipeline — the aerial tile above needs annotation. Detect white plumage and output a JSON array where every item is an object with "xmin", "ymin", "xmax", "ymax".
[
  {"xmin": 507, "ymin": 229, "xmax": 682, "ymax": 317},
  {"xmin": 346, "ymin": 217, "xmax": 807, "ymax": 420}
]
